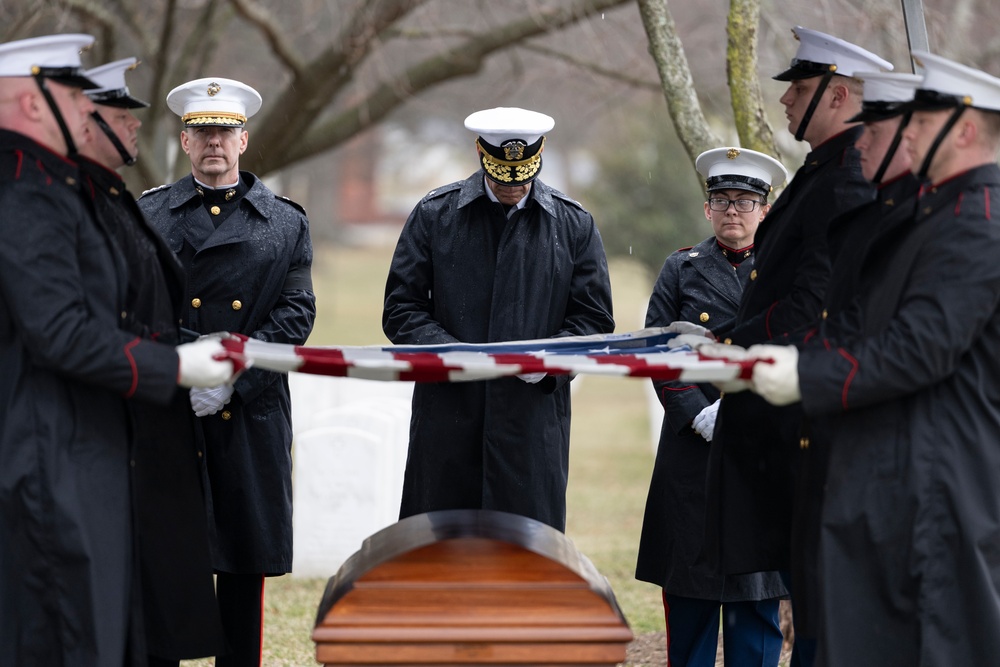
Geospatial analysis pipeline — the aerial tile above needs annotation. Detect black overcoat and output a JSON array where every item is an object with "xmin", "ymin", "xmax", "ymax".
[
  {"xmin": 80, "ymin": 157, "xmax": 225, "ymax": 659},
  {"xmin": 636, "ymin": 236, "xmax": 786, "ymax": 602},
  {"xmin": 139, "ymin": 172, "xmax": 316, "ymax": 574},
  {"xmin": 0, "ymin": 130, "xmax": 179, "ymax": 664},
  {"xmin": 382, "ymin": 172, "xmax": 615, "ymax": 532},
  {"xmin": 705, "ymin": 127, "xmax": 875, "ymax": 575},
  {"xmin": 798, "ymin": 164, "xmax": 1000, "ymax": 666},
  {"xmin": 788, "ymin": 172, "xmax": 922, "ymax": 638}
]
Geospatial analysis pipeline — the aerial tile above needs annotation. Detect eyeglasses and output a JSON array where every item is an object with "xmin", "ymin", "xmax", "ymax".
[{"xmin": 707, "ymin": 197, "xmax": 764, "ymax": 213}]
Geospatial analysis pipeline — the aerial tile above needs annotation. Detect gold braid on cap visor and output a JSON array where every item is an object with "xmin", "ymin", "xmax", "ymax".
[
  {"xmin": 477, "ymin": 138, "xmax": 545, "ymax": 183},
  {"xmin": 183, "ymin": 111, "xmax": 247, "ymax": 126}
]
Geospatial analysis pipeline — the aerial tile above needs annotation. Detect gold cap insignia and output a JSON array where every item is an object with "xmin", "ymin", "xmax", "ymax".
[
  {"xmin": 726, "ymin": 148, "xmax": 740, "ymax": 160},
  {"xmin": 207, "ymin": 82, "xmax": 221, "ymax": 96},
  {"xmin": 502, "ymin": 140, "xmax": 526, "ymax": 161}
]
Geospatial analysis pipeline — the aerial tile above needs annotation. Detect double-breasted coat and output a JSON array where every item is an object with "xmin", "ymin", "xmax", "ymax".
[
  {"xmin": 705, "ymin": 128, "xmax": 875, "ymax": 575},
  {"xmin": 798, "ymin": 163, "xmax": 1000, "ymax": 666},
  {"xmin": 636, "ymin": 236, "xmax": 786, "ymax": 602},
  {"xmin": 0, "ymin": 130, "xmax": 180, "ymax": 664},
  {"xmin": 80, "ymin": 157, "xmax": 225, "ymax": 659},
  {"xmin": 139, "ymin": 172, "xmax": 316, "ymax": 574},
  {"xmin": 382, "ymin": 172, "xmax": 615, "ymax": 532}
]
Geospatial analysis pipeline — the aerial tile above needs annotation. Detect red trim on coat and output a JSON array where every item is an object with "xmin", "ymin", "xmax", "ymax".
[
  {"xmin": 36, "ymin": 158, "xmax": 52, "ymax": 186},
  {"xmin": 954, "ymin": 191, "xmax": 964, "ymax": 216},
  {"xmin": 663, "ymin": 385, "xmax": 698, "ymax": 394},
  {"xmin": 836, "ymin": 347, "xmax": 859, "ymax": 411},
  {"xmin": 13, "ymin": 149, "xmax": 23, "ymax": 179},
  {"xmin": 122, "ymin": 337, "xmax": 141, "ymax": 398},
  {"xmin": 764, "ymin": 301, "xmax": 779, "ymax": 340},
  {"xmin": 802, "ymin": 328, "xmax": 818, "ymax": 344}
]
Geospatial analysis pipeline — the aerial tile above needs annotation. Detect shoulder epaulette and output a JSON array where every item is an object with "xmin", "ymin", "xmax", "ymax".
[
  {"xmin": 138, "ymin": 183, "xmax": 170, "ymax": 199},
  {"xmin": 424, "ymin": 181, "xmax": 462, "ymax": 201},
  {"xmin": 275, "ymin": 194, "xmax": 307, "ymax": 215},
  {"xmin": 550, "ymin": 190, "xmax": 585, "ymax": 210}
]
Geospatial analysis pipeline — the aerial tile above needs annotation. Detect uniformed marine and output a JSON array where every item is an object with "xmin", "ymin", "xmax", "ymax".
[
  {"xmin": 79, "ymin": 57, "xmax": 227, "ymax": 665},
  {"xmin": 0, "ymin": 35, "xmax": 233, "ymax": 665},
  {"xmin": 637, "ymin": 147, "xmax": 788, "ymax": 667},
  {"xmin": 138, "ymin": 76, "xmax": 316, "ymax": 667}
]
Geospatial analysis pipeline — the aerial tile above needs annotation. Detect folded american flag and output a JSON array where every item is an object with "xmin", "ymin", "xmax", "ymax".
[{"xmin": 217, "ymin": 326, "xmax": 755, "ymax": 383}]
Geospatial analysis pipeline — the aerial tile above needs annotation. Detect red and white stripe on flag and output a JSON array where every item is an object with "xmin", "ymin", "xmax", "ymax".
[{"xmin": 217, "ymin": 327, "xmax": 756, "ymax": 384}]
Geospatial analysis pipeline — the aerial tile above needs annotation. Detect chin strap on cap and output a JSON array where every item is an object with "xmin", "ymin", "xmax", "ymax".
[{"xmin": 90, "ymin": 109, "xmax": 136, "ymax": 166}]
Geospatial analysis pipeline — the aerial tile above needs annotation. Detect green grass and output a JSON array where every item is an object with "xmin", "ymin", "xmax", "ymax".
[{"xmin": 182, "ymin": 242, "xmax": 663, "ymax": 665}]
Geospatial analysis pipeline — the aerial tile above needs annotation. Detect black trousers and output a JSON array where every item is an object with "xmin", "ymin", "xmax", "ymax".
[{"xmin": 215, "ymin": 572, "xmax": 265, "ymax": 667}]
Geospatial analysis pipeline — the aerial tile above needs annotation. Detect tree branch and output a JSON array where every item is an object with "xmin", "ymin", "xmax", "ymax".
[
  {"xmin": 248, "ymin": 0, "xmax": 632, "ymax": 174},
  {"xmin": 727, "ymin": 0, "xmax": 779, "ymax": 162},
  {"xmin": 226, "ymin": 0, "xmax": 306, "ymax": 76},
  {"xmin": 242, "ymin": 0, "xmax": 428, "ymax": 174},
  {"xmin": 636, "ymin": 0, "xmax": 720, "ymax": 184},
  {"xmin": 520, "ymin": 42, "xmax": 662, "ymax": 92}
]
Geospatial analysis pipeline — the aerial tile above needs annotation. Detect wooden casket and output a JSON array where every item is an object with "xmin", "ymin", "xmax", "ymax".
[{"xmin": 312, "ymin": 509, "xmax": 633, "ymax": 666}]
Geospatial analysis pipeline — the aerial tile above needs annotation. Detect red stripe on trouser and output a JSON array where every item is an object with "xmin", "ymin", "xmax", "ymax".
[{"xmin": 663, "ymin": 589, "xmax": 671, "ymax": 667}]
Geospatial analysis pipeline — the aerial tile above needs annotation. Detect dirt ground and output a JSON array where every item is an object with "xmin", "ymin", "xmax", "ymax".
[{"xmin": 621, "ymin": 600, "xmax": 794, "ymax": 666}]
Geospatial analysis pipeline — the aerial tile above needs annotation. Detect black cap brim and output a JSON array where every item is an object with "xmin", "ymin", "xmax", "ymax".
[
  {"xmin": 34, "ymin": 66, "xmax": 99, "ymax": 90},
  {"xmin": 49, "ymin": 73, "xmax": 99, "ymax": 89},
  {"xmin": 773, "ymin": 59, "xmax": 835, "ymax": 82},
  {"xmin": 896, "ymin": 89, "xmax": 969, "ymax": 115},
  {"xmin": 88, "ymin": 90, "xmax": 150, "ymax": 109},
  {"xmin": 846, "ymin": 101, "xmax": 911, "ymax": 124},
  {"xmin": 706, "ymin": 175, "xmax": 769, "ymax": 198}
]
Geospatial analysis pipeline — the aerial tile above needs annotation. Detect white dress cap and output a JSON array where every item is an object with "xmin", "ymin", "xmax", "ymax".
[
  {"xmin": 166, "ymin": 77, "xmax": 262, "ymax": 126},
  {"xmin": 0, "ymin": 34, "xmax": 96, "ymax": 87},
  {"xmin": 857, "ymin": 71, "xmax": 922, "ymax": 104},
  {"xmin": 848, "ymin": 71, "xmax": 921, "ymax": 122},
  {"xmin": 84, "ymin": 57, "xmax": 148, "ymax": 108},
  {"xmin": 911, "ymin": 51, "xmax": 1000, "ymax": 112},
  {"xmin": 464, "ymin": 107, "xmax": 555, "ymax": 147},
  {"xmin": 774, "ymin": 26, "xmax": 893, "ymax": 81},
  {"xmin": 695, "ymin": 147, "xmax": 788, "ymax": 197}
]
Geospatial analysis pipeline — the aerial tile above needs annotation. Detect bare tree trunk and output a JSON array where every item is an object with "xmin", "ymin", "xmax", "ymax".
[
  {"xmin": 727, "ymin": 0, "xmax": 780, "ymax": 161},
  {"xmin": 636, "ymin": 0, "xmax": 720, "ymax": 187}
]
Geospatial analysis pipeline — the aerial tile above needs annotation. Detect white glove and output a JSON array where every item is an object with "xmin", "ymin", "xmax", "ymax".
[
  {"xmin": 189, "ymin": 384, "xmax": 235, "ymax": 417},
  {"xmin": 748, "ymin": 344, "xmax": 801, "ymax": 406},
  {"xmin": 176, "ymin": 338, "xmax": 234, "ymax": 388},
  {"xmin": 697, "ymin": 342, "xmax": 750, "ymax": 361},
  {"xmin": 692, "ymin": 399, "xmax": 720, "ymax": 442},
  {"xmin": 517, "ymin": 372, "xmax": 546, "ymax": 384},
  {"xmin": 698, "ymin": 342, "xmax": 753, "ymax": 393},
  {"xmin": 664, "ymin": 321, "xmax": 714, "ymax": 340}
]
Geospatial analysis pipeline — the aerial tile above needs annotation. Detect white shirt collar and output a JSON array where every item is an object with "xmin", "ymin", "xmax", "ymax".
[{"xmin": 483, "ymin": 176, "xmax": 529, "ymax": 212}]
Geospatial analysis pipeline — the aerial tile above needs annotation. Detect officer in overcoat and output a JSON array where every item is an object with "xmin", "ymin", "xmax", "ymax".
[
  {"xmin": 749, "ymin": 53, "xmax": 1000, "ymax": 666},
  {"xmin": 382, "ymin": 107, "xmax": 614, "ymax": 532},
  {"xmin": 703, "ymin": 26, "xmax": 887, "ymax": 606},
  {"xmin": 0, "ymin": 35, "xmax": 234, "ymax": 665},
  {"xmin": 78, "ymin": 58, "xmax": 225, "ymax": 665},
  {"xmin": 637, "ymin": 147, "xmax": 788, "ymax": 667},
  {"xmin": 786, "ymin": 69, "xmax": 922, "ymax": 652},
  {"xmin": 138, "ymin": 77, "xmax": 316, "ymax": 667}
]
